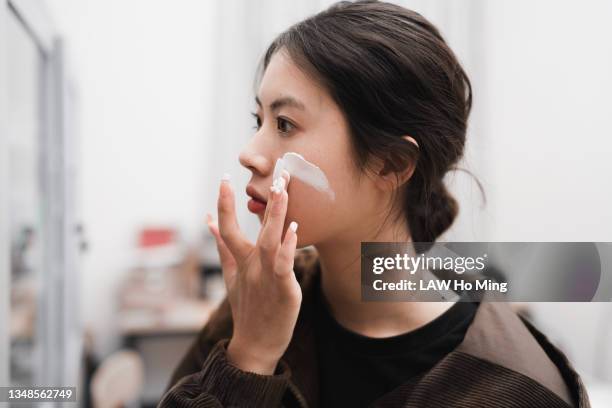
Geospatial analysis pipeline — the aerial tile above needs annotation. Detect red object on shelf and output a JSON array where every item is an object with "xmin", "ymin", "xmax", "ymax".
[{"xmin": 138, "ymin": 228, "xmax": 175, "ymax": 248}]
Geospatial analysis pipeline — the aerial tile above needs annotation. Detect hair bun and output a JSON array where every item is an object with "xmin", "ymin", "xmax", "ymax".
[{"xmin": 405, "ymin": 177, "xmax": 458, "ymax": 250}]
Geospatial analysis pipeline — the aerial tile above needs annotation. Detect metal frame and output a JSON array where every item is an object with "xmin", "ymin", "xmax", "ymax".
[
  {"xmin": 8, "ymin": 0, "xmax": 55, "ymax": 53},
  {"xmin": 0, "ymin": 0, "xmax": 10, "ymax": 393},
  {"xmin": 1, "ymin": 0, "xmax": 80, "ymax": 399}
]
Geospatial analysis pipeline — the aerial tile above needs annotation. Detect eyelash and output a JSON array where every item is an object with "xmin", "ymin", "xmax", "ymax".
[{"xmin": 251, "ymin": 112, "xmax": 296, "ymax": 136}]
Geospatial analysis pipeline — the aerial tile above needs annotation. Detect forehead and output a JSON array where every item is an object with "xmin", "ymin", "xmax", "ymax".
[{"xmin": 257, "ymin": 50, "xmax": 327, "ymax": 112}]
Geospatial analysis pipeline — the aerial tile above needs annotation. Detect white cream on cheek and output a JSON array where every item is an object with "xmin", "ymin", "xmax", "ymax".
[{"xmin": 272, "ymin": 152, "xmax": 335, "ymax": 200}]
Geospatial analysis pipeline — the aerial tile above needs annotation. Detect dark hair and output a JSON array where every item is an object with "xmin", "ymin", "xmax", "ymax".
[{"xmin": 257, "ymin": 0, "xmax": 482, "ymax": 247}]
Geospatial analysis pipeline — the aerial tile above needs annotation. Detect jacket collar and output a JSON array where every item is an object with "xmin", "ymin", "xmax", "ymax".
[{"xmin": 282, "ymin": 248, "xmax": 589, "ymax": 408}]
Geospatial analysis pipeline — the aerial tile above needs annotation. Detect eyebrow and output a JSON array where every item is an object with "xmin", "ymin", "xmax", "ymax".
[{"xmin": 255, "ymin": 95, "xmax": 306, "ymax": 112}]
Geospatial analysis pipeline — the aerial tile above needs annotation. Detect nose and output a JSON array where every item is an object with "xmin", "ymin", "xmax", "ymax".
[{"xmin": 238, "ymin": 136, "xmax": 272, "ymax": 177}]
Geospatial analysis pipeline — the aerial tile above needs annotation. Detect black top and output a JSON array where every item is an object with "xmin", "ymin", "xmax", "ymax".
[{"xmin": 314, "ymin": 284, "xmax": 479, "ymax": 408}]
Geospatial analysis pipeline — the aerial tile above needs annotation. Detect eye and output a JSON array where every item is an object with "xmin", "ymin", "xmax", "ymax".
[
  {"xmin": 251, "ymin": 112, "xmax": 261, "ymax": 130},
  {"xmin": 277, "ymin": 116, "xmax": 295, "ymax": 135}
]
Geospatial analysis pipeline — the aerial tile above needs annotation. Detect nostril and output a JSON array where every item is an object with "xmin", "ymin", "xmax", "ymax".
[{"xmin": 240, "ymin": 156, "xmax": 267, "ymax": 177}]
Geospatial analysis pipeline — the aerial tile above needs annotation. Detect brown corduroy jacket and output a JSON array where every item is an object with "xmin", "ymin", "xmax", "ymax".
[{"xmin": 159, "ymin": 247, "xmax": 591, "ymax": 408}]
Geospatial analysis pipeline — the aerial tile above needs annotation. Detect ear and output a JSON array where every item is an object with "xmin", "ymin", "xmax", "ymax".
[
  {"xmin": 403, "ymin": 135, "xmax": 419, "ymax": 149},
  {"xmin": 375, "ymin": 135, "xmax": 419, "ymax": 191}
]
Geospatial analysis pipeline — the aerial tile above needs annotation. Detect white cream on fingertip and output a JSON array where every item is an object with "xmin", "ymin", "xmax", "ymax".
[
  {"xmin": 270, "ymin": 176, "xmax": 286, "ymax": 194},
  {"xmin": 272, "ymin": 152, "xmax": 335, "ymax": 200}
]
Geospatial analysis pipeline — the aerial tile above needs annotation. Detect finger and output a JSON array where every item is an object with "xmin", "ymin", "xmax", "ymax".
[
  {"xmin": 275, "ymin": 221, "xmax": 299, "ymax": 279},
  {"xmin": 217, "ymin": 174, "xmax": 252, "ymax": 260},
  {"xmin": 262, "ymin": 170, "xmax": 290, "ymax": 227},
  {"xmin": 207, "ymin": 213, "xmax": 237, "ymax": 284},
  {"xmin": 258, "ymin": 177, "xmax": 289, "ymax": 271}
]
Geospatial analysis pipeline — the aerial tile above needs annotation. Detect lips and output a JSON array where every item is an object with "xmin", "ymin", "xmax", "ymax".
[
  {"xmin": 246, "ymin": 185, "xmax": 267, "ymax": 214},
  {"xmin": 246, "ymin": 185, "xmax": 267, "ymax": 204}
]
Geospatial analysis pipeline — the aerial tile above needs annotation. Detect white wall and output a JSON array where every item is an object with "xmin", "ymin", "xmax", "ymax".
[
  {"xmin": 481, "ymin": 0, "xmax": 612, "ymax": 242},
  {"xmin": 476, "ymin": 0, "xmax": 612, "ymax": 381},
  {"xmin": 45, "ymin": 0, "xmax": 215, "ymax": 352}
]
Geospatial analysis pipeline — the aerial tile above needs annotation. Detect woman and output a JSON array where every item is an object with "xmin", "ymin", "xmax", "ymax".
[{"xmin": 159, "ymin": 1, "xmax": 589, "ymax": 407}]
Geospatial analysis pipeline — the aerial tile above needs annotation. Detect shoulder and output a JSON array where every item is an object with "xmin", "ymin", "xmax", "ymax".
[
  {"xmin": 449, "ymin": 301, "xmax": 588, "ymax": 407},
  {"xmin": 397, "ymin": 302, "xmax": 589, "ymax": 407}
]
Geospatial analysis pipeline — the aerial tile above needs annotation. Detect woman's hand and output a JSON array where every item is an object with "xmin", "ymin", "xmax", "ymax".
[{"xmin": 206, "ymin": 171, "xmax": 301, "ymax": 375}]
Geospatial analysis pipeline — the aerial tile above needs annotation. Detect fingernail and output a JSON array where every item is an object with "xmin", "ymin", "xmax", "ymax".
[
  {"xmin": 289, "ymin": 221, "xmax": 298, "ymax": 232},
  {"xmin": 221, "ymin": 173, "xmax": 231, "ymax": 183}
]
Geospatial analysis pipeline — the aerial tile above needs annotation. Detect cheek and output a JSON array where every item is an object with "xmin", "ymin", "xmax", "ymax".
[
  {"xmin": 283, "ymin": 168, "xmax": 368, "ymax": 247},
  {"xmin": 284, "ymin": 179, "xmax": 337, "ymax": 245},
  {"xmin": 278, "ymin": 139, "xmax": 357, "ymax": 245}
]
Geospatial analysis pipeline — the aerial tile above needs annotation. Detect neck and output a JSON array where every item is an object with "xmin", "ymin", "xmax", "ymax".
[{"xmin": 313, "ymin": 215, "xmax": 453, "ymax": 338}]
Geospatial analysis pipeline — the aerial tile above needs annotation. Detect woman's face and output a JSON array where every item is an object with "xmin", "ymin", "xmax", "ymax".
[{"xmin": 239, "ymin": 50, "xmax": 384, "ymax": 247}]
